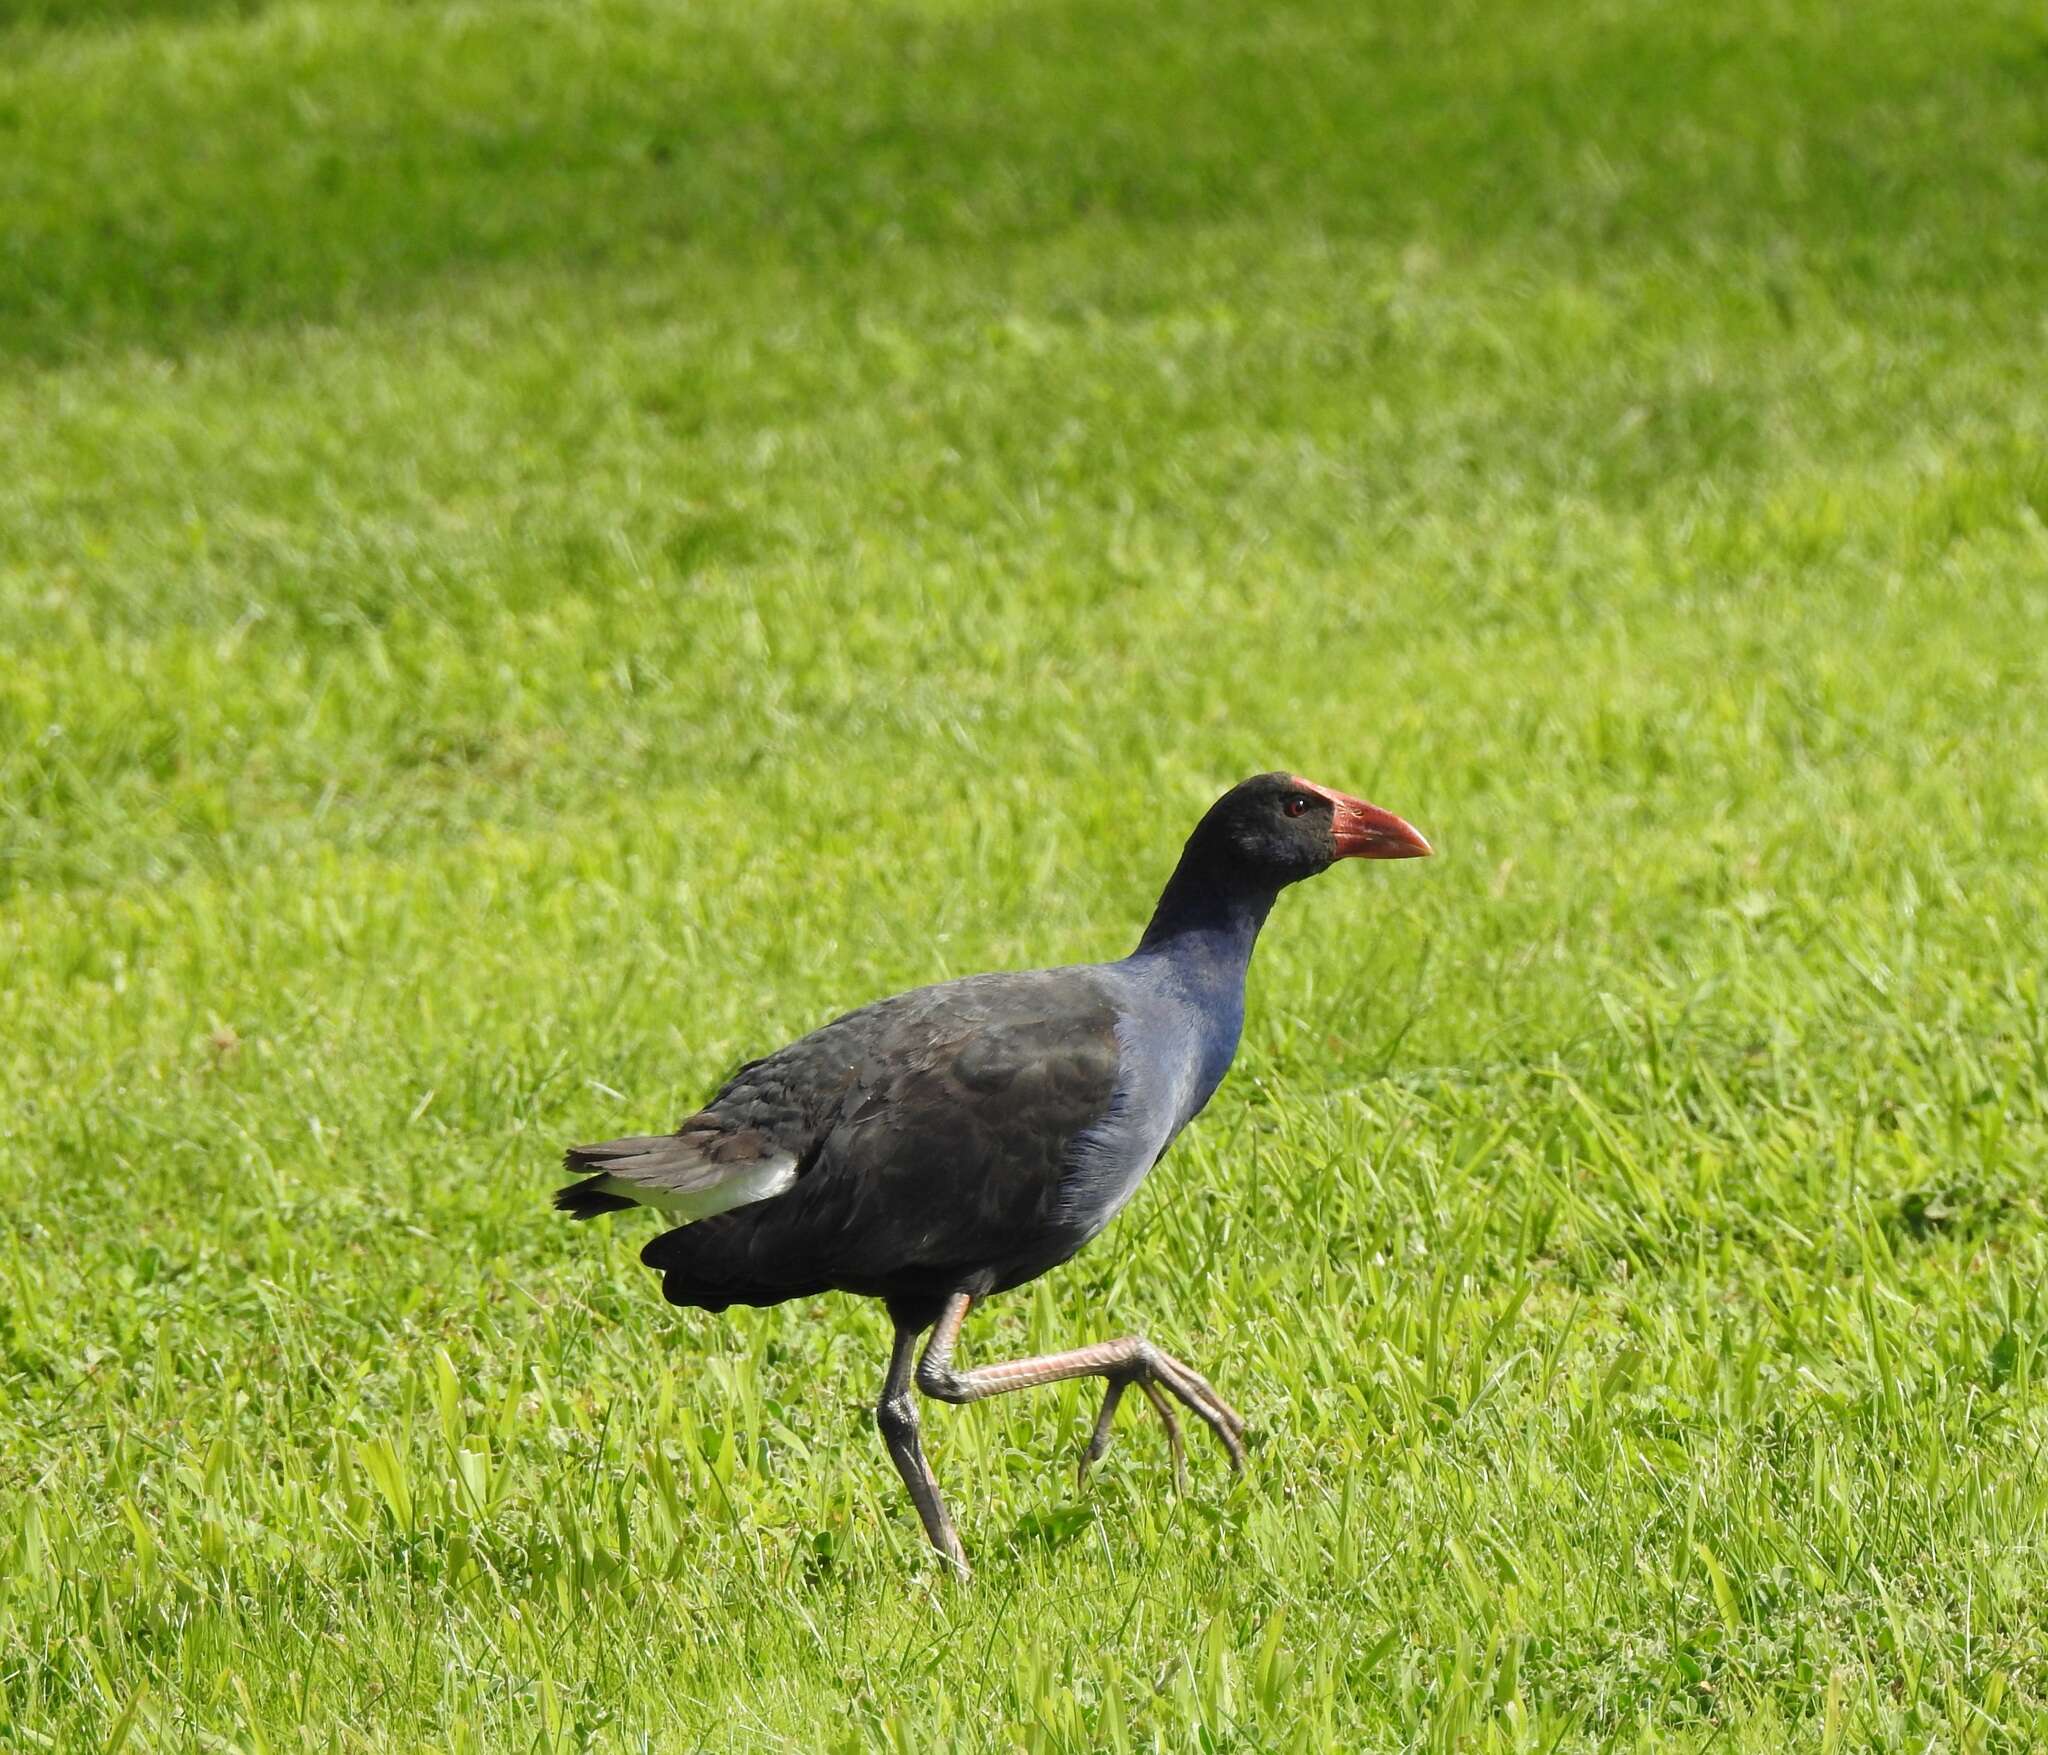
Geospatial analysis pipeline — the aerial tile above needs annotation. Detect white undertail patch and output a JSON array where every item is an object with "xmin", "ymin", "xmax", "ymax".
[{"xmin": 598, "ymin": 1151, "xmax": 798, "ymax": 1220}]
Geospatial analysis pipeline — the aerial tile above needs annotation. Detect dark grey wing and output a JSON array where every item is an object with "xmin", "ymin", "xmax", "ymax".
[
  {"xmin": 558, "ymin": 987, "xmax": 896, "ymax": 1221},
  {"xmin": 638, "ymin": 969, "xmax": 1125, "ymax": 1309}
]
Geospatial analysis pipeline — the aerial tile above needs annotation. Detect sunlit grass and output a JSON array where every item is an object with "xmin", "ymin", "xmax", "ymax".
[{"xmin": 3, "ymin": 0, "xmax": 2047, "ymax": 1747}]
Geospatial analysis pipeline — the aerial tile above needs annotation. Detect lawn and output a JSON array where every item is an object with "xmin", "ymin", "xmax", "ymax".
[{"xmin": 4, "ymin": 0, "xmax": 2047, "ymax": 1746}]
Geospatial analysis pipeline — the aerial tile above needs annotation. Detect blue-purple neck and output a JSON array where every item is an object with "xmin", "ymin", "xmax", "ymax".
[
  {"xmin": 1120, "ymin": 860, "xmax": 1277, "ymax": 1107},
  {"xmin": 1126, "ymin": 860, "xmax": 1277, "ymax": 987}
]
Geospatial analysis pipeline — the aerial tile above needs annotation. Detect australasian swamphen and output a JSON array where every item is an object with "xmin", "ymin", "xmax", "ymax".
[{"xmin": 554, "ymin": 772, "xmax": 1430, "ymax": 1574}]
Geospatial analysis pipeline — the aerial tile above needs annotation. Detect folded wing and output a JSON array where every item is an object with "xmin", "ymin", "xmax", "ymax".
[{"xmin": 635, "ymin": 970, "xmax": 1128, "ymax": 1309}]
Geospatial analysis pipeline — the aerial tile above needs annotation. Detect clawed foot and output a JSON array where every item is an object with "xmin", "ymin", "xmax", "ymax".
[
  {"xmin": 1077, "ymin": 1342, "xmax": 1247, "ymax": 1486},
  {"xmin": 895, "ymin": 1298, "xmax": 1251, "ymax": 1569}
]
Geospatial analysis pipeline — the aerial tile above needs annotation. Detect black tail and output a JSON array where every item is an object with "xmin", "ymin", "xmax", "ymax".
[
  {"xmin": 554, "ymin": 1173, "xmax": 637, "ymax": 1220},
  {"xmin": 555, "ymin": 1135, "xmax": 681, "ymax": 1220}
]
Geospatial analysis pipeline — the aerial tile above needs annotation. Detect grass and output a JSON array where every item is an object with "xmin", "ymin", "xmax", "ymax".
[{"xmin": 3, "ymin": 0, "xmax": 2047, "ymax": 1745}]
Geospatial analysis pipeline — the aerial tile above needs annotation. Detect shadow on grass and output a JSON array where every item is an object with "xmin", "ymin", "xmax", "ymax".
[{"xmin": 2, "ymin": 0, "xmax": 2042, "ymax": 362}]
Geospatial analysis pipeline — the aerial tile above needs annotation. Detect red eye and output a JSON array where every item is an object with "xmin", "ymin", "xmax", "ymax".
[{"xmin": 1285, "ymin": 795, "xmax": 1310, "ymax": 817}]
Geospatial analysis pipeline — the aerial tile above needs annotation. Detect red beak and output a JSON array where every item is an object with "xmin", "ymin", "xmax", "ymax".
[{"xmin": 1297, "ymin": 778, "xmax": 1433, "ymax": 860}]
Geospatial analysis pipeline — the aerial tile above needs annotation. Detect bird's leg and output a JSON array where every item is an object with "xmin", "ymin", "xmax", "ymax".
[
  {"xmin": 915, "ymin": 1293, "xmax": 1245, "ymax": 1478},
  {"xmin": 876, "ymin": 1322, "xmax": 970, "ymax": 1578},
  {"xmin": 1078, "ymin": 1378, "xmax": 1128, "ymax": 1484},
  {"xmin": 1076, "ymin": 1377, "xmax": 1186, "ymax": 1487},
  {"xmin": 1137, "ymin": 1380, "xmax": 1187, "ymax": 1486}
]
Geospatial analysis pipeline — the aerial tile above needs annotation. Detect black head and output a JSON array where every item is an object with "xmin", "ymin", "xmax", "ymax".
[{"xmin": 1187, "ymin": 771, "xmax": 1432, "ymax": 889}]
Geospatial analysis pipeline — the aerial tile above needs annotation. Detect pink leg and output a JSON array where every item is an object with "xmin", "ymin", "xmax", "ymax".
[{"xmin": 914, "ymin": 1294, "xmax": 1245, "ymax": 1479}]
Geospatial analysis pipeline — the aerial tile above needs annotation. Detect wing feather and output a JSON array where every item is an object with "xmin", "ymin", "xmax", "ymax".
[
  {"xmin": 561, "ymin": 1132, "xmax": 798, "ymax": 1220},
  {"xmin": 559, "ymin": 968, "xmax": 1128, "ymax": 1309}
]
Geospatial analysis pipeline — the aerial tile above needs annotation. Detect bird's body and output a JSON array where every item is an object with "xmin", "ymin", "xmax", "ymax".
[
  {"xmin": 607, "ymin": 947, "xmax": 1241, "ymax": 1323},
  {"xmin": 554, "ymin": 772, "xmax": 1430, "ymax": 1573}
]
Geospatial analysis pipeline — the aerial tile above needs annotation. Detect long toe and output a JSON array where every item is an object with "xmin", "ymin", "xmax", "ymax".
[
  {"xmin": 1148, "ymin": 1357, "xmax": 1247, "ymax": 1471},
  {"xmin": 1163, "ymin": 1358, "xmax": 1246, "ymax": 1437},
  {"xmin": 1139, "ymin": 1379, "xmax": 1187, "ymax": 1487},
  {"xmin": 1078, "ymin": 1380, "xmax": 1127, "ymax": 1487}
]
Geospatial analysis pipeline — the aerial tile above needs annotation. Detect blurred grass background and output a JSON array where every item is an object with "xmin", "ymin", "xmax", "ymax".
[{"xmin": 3, "ymin": 0, "xmax": 2047, "ymax": 1747}]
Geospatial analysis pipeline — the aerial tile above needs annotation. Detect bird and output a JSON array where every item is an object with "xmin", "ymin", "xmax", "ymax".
[{"xmin": 553, "ymin": 771, "xmax": 1431, "ymax": 1575}]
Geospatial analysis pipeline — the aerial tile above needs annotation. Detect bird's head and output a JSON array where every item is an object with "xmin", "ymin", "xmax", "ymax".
[{"xmin": 1193, "ymin": 771, "xmax": 1432, "ymax": 888}]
